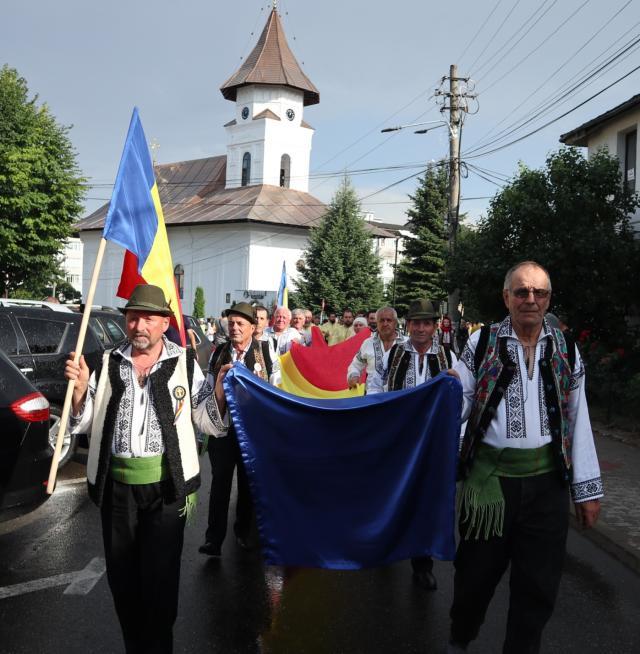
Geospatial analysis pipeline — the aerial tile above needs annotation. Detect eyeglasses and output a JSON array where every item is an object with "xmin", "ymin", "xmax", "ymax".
[{"xmin": 509, "ymin": 287, "xmax": 551, "ymax": 300}]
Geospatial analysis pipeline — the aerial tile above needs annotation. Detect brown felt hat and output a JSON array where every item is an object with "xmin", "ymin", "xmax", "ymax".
[
  {"xmin": 119, "ymin": 284, "xmax": 174, "ymax": 317},
  {"xmin": 406, "ymin": 298, "xmax": 437, "ymax": 321},
  {"xmin": 225, "ymin": 302, "xmax": 256, "ymax": 324}
]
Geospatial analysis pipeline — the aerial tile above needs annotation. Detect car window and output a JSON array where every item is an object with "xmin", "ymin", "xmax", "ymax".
[
  {"xmin": 0, "ymin": 314, "xmax": 19, "ymax": 355},
  {"xmin": 18, "ymin": 317, "xmax": 67, "ymax": 354},
  {"xmin": 103, "ymin": 318, "xmax": 125, "ymax": 342},
  {"xmin": 89, "ymin": 317, "xmax": 110, "ymax": 346}
]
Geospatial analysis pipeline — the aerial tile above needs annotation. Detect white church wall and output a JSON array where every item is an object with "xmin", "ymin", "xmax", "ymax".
[
  {"xmin": 80, "ymin": 224, "xmax": 252, "ymax": 319},
  {"xmin": 247, "ymin": 226, "xmax": 308, "ymax": 301}
]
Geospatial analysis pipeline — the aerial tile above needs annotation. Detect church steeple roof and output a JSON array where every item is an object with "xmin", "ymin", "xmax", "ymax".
[{"xmin": 220, "ymin": 8, "xmax": 319, "ymax": 106}]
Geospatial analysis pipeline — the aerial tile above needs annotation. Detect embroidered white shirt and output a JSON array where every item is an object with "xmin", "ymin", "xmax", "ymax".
[
  {"xmin": 347, "ymin": 332, "xmax": 406, "ymax": 394},
  {"xmin": 455, "ymin": 317, "xmax": 603, "ymax": 503},
  {"xmin": 382, "ymin": 338, "xmax": 458, "ymax": 392},
  {"xmin": 70, "ymin": 338, "xmax": 216, "ymax": 457}
]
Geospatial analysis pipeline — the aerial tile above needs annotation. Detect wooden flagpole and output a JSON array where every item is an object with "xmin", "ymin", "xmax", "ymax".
[{"xmin": 47, "ymin": 237, "xmax": 108, "ymax": 494}]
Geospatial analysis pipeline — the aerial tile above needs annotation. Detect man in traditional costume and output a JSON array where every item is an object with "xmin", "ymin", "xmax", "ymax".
[
  {"xmin": 264, "ymin": 305, "xmax": 304, "ymax": 355},
  {"xmin": 446, "ymin": 261, "xmax": 602, "ymax": 653},
  {"xmin": 199, "ymin": 302, "xmax": 277, "ymax": 556},
  {"xmin": 380, "ymin": 298, "xmax": 456, "ymax": 590},
  {"xmin": 65, "ymin": 284, "xmax": 221, "ymax": 653},
  {"xmin": 346, "ymin": 306, "xmax": 405, "ymax": 394}
]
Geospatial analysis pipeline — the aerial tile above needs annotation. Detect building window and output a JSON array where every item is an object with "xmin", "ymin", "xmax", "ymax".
[
  {"xmin": 280, "ymin": 154, "xmax": 291, "ymax": 188},
  {"xmin": 174, "ymin": 264, "xmax": 184, "ymax": 300},
  {"xmin": 241, "ymin": 152, "xmax": 251, "ymax": 187},
  {"xmin": 625, "ymin": 130, "xmax": 636, "ymax": 193}
]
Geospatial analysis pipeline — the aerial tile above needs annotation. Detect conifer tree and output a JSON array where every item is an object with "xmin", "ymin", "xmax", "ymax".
[
  {"xmin": 295, "ymin": 178, "xmax": 383, "ymax": 313},
  {"xmin": 193, "ymin": 286, "xmax": 205, "ymax": 319},
  {"xmin": 393, "ymin": 165, "xmax": 448, "ymax": 316}
]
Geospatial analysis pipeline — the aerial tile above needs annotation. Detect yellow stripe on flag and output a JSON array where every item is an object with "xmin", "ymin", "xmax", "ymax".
[{"xmin": 278, "ymin": 352, "xmax": 364, "ymax": 399}]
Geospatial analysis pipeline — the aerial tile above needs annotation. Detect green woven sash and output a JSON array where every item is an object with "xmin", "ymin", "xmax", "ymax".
[
  {"xmin": 110, "ymin": 455, "xmax": 197, "ymax": 523},
  {"xmin": 459, "ymin": 443, "xmax": 555, "ymax": 540},
  {"xmin": 110, "ymin": 455, "xmax": 168, "ymax": 485}
]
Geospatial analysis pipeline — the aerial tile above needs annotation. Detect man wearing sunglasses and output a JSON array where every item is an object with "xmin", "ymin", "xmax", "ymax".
[{"xmin": 446, "ymin": 261, "xmax": 603, "ymax": 654}]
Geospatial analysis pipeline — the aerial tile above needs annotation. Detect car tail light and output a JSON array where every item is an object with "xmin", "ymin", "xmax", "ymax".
[{"xmin": 11, "ymin": 392, "xmax": 50, "ymax": 422}]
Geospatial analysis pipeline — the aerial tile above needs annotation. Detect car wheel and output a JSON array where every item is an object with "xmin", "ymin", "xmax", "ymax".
[{"xmin": 48, "ymin": 404, "xmax": 77, "ymax": 469}]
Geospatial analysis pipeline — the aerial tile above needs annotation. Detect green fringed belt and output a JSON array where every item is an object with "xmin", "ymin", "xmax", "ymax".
[
  {"xmin": 110, "ymin": 455, "xmax": 197, "ymax": 523},
  {"xmin": 110, "ymin": 455, "xmax": 168, "ymax": 485},
  {"xmin": 459, "ymin": 443, "xmax": 556, "ymax": 540}
]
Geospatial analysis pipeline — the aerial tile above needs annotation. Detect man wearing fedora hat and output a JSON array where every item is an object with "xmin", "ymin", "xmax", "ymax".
[
  {"xmin": 381, "ymin": 298, "xmax": 457, "ymax": 591},
  {"xmin": 65, "ymin": 283, "xmax": 225, "ymax": 653},
  {"xmin": 199, "ymin": 301, "xmax": 278, "ymax": 556}
]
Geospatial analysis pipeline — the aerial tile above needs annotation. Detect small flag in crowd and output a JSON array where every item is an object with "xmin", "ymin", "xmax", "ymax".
[
  {"xmin": 277, "ymin": 261, "xmax": 288, "ymax": 309},
  {"xmin": 102, "ymin": 108, "xmax": 185, "ymax": 345}
]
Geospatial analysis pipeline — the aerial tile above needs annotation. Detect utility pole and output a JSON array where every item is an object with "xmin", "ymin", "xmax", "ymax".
[
  {"xmin": 436, "ymin": 65, "xmax": 476, "ymax": 322},
  {"xmin": 447, "ymin": 64, "xmax": 461, "ymax": 254}
]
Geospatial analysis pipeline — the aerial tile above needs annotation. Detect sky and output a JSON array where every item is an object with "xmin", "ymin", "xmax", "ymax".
[{"xmin": 3, "ymin": 0, "xmax": 639, "ymax": 226}]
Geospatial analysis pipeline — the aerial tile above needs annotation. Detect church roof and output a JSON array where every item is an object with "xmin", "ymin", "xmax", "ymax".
[
  {"xmin": 220, "ymin": 8, "xmax": 319, "ymax": 107},
  {"xmin": 76, "ymin": 155, "xmax": 394, "ymax": 237}
]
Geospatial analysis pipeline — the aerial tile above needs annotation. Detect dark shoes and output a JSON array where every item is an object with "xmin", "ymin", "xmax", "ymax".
[
  {"xmin": 235, "ymin": 535, "xmax": 256, "ymax": 551},
  {"xmin": 413, "ymin": 569, "xmax": 438, "ymax": 591},
  {"xmin": 198, "ymin": 541, "xmax": 221, "ymax": 556}
]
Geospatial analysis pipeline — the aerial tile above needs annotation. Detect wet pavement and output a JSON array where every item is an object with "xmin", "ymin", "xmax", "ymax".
[{"xmin": 1, "ymin": 456, "xmax": 639, "ymax": 653}]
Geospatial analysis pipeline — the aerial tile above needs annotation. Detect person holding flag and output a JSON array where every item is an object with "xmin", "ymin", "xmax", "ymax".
[{"xmin": 61, "ymin": 110, "xmax": 223, "ymax": 654}]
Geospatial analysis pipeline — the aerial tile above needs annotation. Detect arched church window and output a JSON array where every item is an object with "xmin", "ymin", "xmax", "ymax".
[
  {"xmin": 174, "ymin": 264, "xmax": 184, "ymax": 299},
  {"xmin": 280, "ymin": 154, "xmax": 291, "ymax": 188},
  {"xmin": 241, "ymin": 152, "xmax": 251, "ymax": 187}
]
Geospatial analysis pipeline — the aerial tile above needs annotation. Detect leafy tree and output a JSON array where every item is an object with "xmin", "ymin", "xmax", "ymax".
[
  {"xmin": 193, "ymin": 286, "xmax": 205, "ymax": 319},
  {"xmin": 295, "ymin": 178, "xmax": 383, "ymax": 313},
  {"xmin": 447, "ymin": 147, "xmax": 640, "ymax": 343},
  {"xmin": 393, "ymin": 165, "xmax": 448, "ymax": 316},
  {"xmin": 0, "ymin": 65, "xmax": 85, "ymax": 296}
]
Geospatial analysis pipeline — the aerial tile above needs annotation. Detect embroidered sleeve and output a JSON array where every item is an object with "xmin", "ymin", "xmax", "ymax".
[
  {"xmin": 453, "ymin": 331, "xmax": 480, "ymax": 422},
  {"xmin": 567, "ymin": 349, "xmax": 603, "ymax": 501},
  {"xmin": 68, "ymin": 372, "xmax": 97, "ymax": 435},
  {"xmin": 569, "ymin": 345, "xmax": 586, "ymax": 391},
  {"xmin": 191, "ymin": 368, "xmax": 229, "ymax": 436},
  {"xmin": 460, "ymin": 329, "xmax": 480, "ymax": 377},
  {"xmin": 571, "ymin": 476, "xmax": 604, "ymax": 503},
  {"xmin": 347, "ymin": 343, "xmax": 367, "ymax": 382}
]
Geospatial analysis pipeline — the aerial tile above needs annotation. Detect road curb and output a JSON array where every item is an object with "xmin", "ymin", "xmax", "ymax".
[{"xmin": 570, "ymin": 514, "xmax": 640, "ymax": 575}]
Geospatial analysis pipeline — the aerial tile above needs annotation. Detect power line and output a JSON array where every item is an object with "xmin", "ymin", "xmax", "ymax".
[
  {"xmin": 479, "ymin": 0, "xmax": 591, "ymax": 94},
  {"xmin": 465, "ymin": 32, "xmax": 640, "ymax": 156},
  {"xmin": 467, "ymin": 0, "xmax": 525, "ymax": 73},
  {"xmin": 457, "ymin": 0, "xmax": 505, "ymax": 66},
  {"xmin": 467, "ymin": 0, "xmax": 635, "ymax": 151},
  {"xmin": 465, "ymin": 63, "xmax": 640, "ymax": 160}
]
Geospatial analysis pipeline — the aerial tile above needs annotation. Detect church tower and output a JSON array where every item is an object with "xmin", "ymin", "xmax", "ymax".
[{"xmin": 220, "ymin": 6, "xmax": 319, "ymax": 193}]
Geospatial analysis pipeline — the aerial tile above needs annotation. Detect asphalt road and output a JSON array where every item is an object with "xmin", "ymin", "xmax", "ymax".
[{"xmin": 1, "ymin": 463, "xmax": 639, "ymax": 654}]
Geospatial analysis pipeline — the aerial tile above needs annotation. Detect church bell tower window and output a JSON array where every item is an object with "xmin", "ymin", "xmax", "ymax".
[
  {"xmin": 279, "ymin": 154, "xmax": 291, "ymax": 188},
  {"xmin": 241, "ymin": 152, "xmax": 251, "ymax": 187}
]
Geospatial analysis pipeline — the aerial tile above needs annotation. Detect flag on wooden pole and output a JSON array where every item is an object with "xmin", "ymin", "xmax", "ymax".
[{"xmin": 103, "ymin": 107, "xmax": 185, "ymax": 345}]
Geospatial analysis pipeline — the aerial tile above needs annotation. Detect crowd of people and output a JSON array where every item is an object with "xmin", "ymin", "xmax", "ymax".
[{"xmin": 64, "ymin": 260, "xmax": 603, "ymax": 654}]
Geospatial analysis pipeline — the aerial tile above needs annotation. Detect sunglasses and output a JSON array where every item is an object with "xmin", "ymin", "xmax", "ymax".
[{"xmin": 510, "ymin": 287, "xmax": 551, "ymax": 300}]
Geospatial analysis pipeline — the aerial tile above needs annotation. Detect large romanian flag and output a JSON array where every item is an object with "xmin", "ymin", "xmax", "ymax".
[
  {"xmin": 279, "ymin": 326, "xmax": 370, "ymax": 399},
  {"xmin": 102, "ymin": 108, "xmax": 185, "ymax": 344}
]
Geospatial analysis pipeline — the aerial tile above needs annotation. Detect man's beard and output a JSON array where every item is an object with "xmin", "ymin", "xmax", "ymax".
[{"xmin": 132, "ymin": 334, "xmax": 153, "ymax": 351}]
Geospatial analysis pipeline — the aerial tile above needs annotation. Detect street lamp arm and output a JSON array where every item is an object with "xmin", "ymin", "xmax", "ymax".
[{"xmin": 381, "ymin": 120, "xmax": 455, "ymax": 138}]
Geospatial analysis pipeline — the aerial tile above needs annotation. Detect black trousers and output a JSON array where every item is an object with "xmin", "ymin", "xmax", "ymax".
[
  {"xmin": 450, "ymin": 471, "xmax": 569, "ymax": 654},
  {"xmin": 205, "ymin": 433, "xmax": 253, "ymax": 546},
  {"xmin": 101, "ymin": 478, "xmax": 186, "ymax": 654}
]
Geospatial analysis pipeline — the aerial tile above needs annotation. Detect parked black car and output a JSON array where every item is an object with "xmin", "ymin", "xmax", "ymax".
[
  {"xmin": 184, "ymin": 315, "xmax": 212, "ymax": 371},
  {"xmin": 71, "ymin": 305, "xmax": 127, "ymax": 349},
  {"xmin": 0, "ymin": 306, "xmax": 105, "ymax": 468},
  {"xmin": 0, "ymin": 348, "xmax": 52, "ymax": 521}
]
